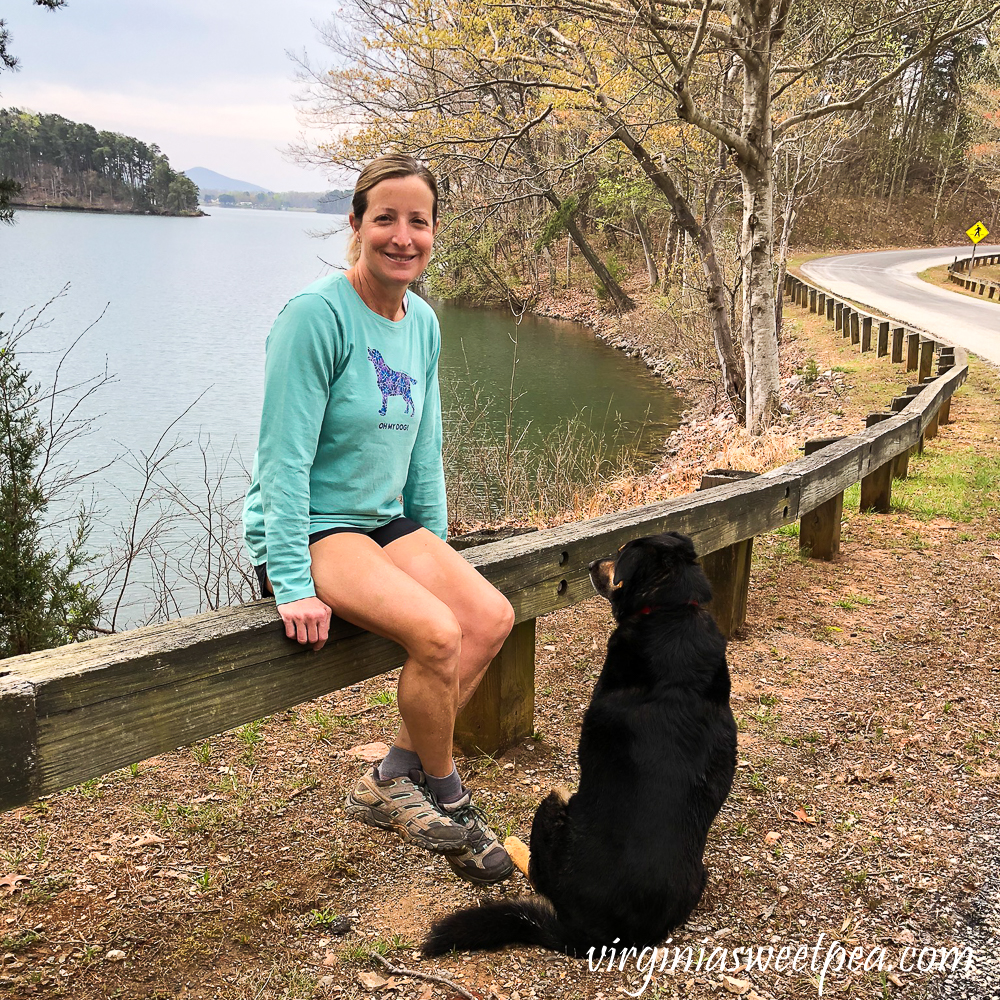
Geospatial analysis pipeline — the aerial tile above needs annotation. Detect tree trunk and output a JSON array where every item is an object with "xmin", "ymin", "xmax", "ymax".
[
  {"xmin": 739, "ymin": 2, "xmax": 781, "ymax": 433},
  {"xmin": 633, "ymin": 206, "xmax": 659, "ymax": 287},
  {"xmin": 663, "ymin": 217, "xmax": 679, "ymax": 290},
  {"xmin": 545, "ymin": 189, "xmax": 635, "ymax": 312}
]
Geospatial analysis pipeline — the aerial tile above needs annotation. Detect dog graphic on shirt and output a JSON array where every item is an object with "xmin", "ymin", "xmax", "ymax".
[{"xmin": 368, "ymin": 348, "xmax": 417, "ymax": 416}]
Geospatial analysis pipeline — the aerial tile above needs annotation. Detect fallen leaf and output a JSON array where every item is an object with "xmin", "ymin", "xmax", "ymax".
[
  {"xmin": 322, "ymin": 951, "xmax": 337, "ymax": 967},
  {"xmin": 347, "ymin": 742, "xmax": 391, "ymax": 763},
  {"xmin": 357, "ymin": 970, "xmax": 388, "ymax": 989},
  {"xmin": 887, "ymin": 973, "xmax": 904, "ymax": 987},
  {"xmin": 130, "ymin": 830, "xmax": 165, "ymax": 849},
  {"xmin": 0, "ymin": 874, "xmax": 29, "ymax": 893},
  {"xmin": 764, "ymin": 831, "xmax": 781, "ymax": 845},
  {"xmin": 790, "ymin": 808, "xmax": 817, "ymax": 824},
  {"xmin": 723, "ymin": 976, "xmax": 751, "ymax": 995},
  {"xmin": 105, "ymin": 949, "xmax": 126, "ymax": 962}
]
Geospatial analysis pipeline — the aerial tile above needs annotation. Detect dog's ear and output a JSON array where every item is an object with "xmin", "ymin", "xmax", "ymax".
[
  {"xmin": 612, "ymin": 543, "xmax": 645, "ymax": 590},
  {"xmin": 665, "ymin": 531, "xmax": 698, "ymax": 562}
]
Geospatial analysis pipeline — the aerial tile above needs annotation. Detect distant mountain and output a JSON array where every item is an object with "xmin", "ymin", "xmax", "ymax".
[{"xmin": 184, "ymin": 167, "xmax": 269, "ymax": 193}]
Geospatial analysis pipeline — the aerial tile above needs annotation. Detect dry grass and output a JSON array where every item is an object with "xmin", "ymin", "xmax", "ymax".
[{"xmin": 918, "ymin": 263, "xmax": 1000, "ymax": 306}]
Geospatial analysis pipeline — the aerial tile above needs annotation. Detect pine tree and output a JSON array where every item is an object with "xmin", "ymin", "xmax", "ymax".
[{"xmin": 0, "ymin": 326, "xmax": 102, "ymax": 658}]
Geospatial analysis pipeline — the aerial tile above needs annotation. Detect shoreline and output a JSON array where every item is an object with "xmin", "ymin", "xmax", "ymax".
[
  {"xmin": 12, "ymin": 201, "xmax": 205, "ymax": 218},
  {"xmin": 516, "ymin": 282, "xmax": 856, "ymax": 508}
]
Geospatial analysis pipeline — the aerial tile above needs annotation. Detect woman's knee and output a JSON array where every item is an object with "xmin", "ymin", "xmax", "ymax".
[
  {"xmin": 470, "ymin": 589, "xmax": 515, "ymax": 655},
  {"xmin": 409, "ymin": 611, "xmax": 463, "ymax": 677}
]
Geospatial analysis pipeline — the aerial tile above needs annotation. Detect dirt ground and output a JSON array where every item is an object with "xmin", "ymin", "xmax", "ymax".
[{"xmin": 2, "ymin": 300, "xmax": 999, "ymax": 1000}]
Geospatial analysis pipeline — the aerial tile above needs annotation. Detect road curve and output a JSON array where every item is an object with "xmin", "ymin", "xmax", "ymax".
[{"xmin": 801, "ymin": 246, "xmax": 1000, "ymax": 367}]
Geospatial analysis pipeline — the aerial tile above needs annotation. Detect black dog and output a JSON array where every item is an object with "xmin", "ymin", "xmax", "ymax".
[{"xmin": 423, "ymin": 531, "xmax": 737, "ymax": 957}]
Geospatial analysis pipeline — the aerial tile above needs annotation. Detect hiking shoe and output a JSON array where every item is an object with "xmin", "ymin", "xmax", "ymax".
[
  {"xmin": 441, "ymin": 792, "xmax": 515, "ymax": 885},
  {"xmin": 345, "ymin": 768, "xmax": 470, "ymax": 854}
]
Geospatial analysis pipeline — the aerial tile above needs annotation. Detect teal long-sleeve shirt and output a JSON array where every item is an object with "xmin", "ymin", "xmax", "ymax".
[{"xmin": 242, "ymin": 272, "xmax": 447, "ymax": 605}]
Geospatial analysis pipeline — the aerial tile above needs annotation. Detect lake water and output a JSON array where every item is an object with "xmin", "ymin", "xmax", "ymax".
[{"xmin": 0, "ymin": 206, "xmax": 681, "ymax": 622}]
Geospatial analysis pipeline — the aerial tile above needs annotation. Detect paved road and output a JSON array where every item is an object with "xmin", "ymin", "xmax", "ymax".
[
  {"xmin": 805, "ymin": 248, "xmax": 1000, "ymax": 999},
  {"xmin": 802, "ymin": 246, "xmax": 1000, "ymax": 367}
]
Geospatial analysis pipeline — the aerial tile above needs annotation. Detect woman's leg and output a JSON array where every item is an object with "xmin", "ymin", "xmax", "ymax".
[
  {"xmin": 309, "ymin": 528, "xmax": 515, "ymax": 879},
  {"xmin": 381, "ymin": 527, "xmax": 515, "ymax": 753},
  {"xmin": 307, "ymin": 531, "xmax": 467, "ymax": 778}
]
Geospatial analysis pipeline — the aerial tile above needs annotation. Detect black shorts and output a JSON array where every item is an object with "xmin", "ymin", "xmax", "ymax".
[{"xmin": 253, "ymin": 516, "xmax": 423, "ymax": 599}]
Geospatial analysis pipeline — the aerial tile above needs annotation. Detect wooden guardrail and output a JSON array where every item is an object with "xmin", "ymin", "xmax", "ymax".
[
  {"xmin": 948, "ymin": 252, "xmax": 1000, "ymax": 300},
  {"xmin": 0, "ymin": 278, "xmax": 968, "ymax": 812}
]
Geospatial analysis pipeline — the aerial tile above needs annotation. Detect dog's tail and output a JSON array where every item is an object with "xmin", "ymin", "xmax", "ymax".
[{"xmin": 422, "ymin": 896, "xmax": 570, "ymax": 956}]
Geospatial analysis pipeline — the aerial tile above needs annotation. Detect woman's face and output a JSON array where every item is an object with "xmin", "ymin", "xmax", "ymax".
[{"xmin": 351, "ymin": 174, "xmax": 437, "ymax": 290}]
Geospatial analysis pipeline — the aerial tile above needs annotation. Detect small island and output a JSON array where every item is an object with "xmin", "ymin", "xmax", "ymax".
[{"xmin": 0, "ymin": 108, "xmax": 201, "ymax": 216}]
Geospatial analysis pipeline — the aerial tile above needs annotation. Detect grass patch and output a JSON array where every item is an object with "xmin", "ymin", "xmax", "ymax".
[{"xmin": 893, "ymin": 446, "xmax": 1000, "ymax": 522}]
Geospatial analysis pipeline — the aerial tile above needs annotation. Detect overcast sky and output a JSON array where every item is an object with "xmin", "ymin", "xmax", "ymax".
[{"xmin": 0, "ymin": 0, "xmax": 347, "ymax": 191}]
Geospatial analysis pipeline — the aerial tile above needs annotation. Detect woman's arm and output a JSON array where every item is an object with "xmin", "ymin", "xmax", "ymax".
[{"xmin": 257, "ymin": 293, "xmax": 339, "ymax": 604}]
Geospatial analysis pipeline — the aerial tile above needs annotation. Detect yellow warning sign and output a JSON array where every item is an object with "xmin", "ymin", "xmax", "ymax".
[{"xmin": 967, "ymin": 221, "xmax": 989, "ymax": 244}]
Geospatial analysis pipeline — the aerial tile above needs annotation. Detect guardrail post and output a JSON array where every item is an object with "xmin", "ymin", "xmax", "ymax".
[
  {"xmin": 809, "ymin": 288, "xmax": 817, "ymax": 312},
  {"xmin": 925, "ymin": 407, "xmax": 940, "ymax": 440},
  {"xmin": 454, "ymin": 617, "xmax": 535, "ymax": 756},
  {"xmin": 891, "ymin": 327, "xmax": 905, "ymax": 363},
  {"xmin": 861, "ymin": 316, "xmax": 872, "ymax": 352},
  {"xmin": 835, "ymin": 302, "xmax": 844, "ymax": 332},
  {"xmin": 906, "ymin": 332, "xmax": 920, "ymax": 371},
  {"xmin": 918, "ymin": 339, "xmax": 935, "ymax": 382},
  {"xmin": 826, "ymin": 297, "xmax": 835, "ymax": 321},
  {"xmin": 850, "ymin": 311, "xmax": 861, "ymax": 346},
  {"xmin": 697, "ymin": 470, "xmax": 758, "ymax": 637},
  {"xmin": 860, "ymin": 415, "xmax": 894, "ymax": 513},
  {"xmin": 818, "ymin": 292, "xmax": 826, "ymax": 315},
  {"xmin": 877, "ymin": 321, "xmax": 889, "ymax": 357},
  {"xmin": 799, "ymin": 439, "xmax": 845, "ymax": 559},
  {"xmin": 866, "ymin": 412, "xmax": 908, "ymax": 479}
]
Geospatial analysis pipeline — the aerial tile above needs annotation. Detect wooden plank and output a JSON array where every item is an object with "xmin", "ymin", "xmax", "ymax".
[
  {"xmin": 0, "ymin": 680, "xmax": 36, "ymax": 808},
  {"xmin": 906, "ymin": 333, "xmax": 920, "ymax": 371},
  {"xmin": 861, "ymin": 316, "xmax": 872, "ymax": 352},
  {"xmin": 767, "ymin": 437, "xmax": 864, "ymax": 514}
]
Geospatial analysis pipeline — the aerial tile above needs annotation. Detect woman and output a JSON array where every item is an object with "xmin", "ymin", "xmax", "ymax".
[{"xmin": 243, "ymin": 154, "xmax": 515, "ymax": 884}]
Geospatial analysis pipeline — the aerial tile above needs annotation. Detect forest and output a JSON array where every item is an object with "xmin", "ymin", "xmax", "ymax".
[
  {"xmin": 295, "ymin": 0, "xmax": 1000, "ymax": 430},
  {"xmin": 0, "ymin": 107, "xmax": 200, "ymax": 216}
]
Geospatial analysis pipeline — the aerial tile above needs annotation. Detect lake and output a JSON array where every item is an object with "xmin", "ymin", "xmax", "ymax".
[{"xmin": 0, "ymin": 206, "xmax": 681, "ymax": 622}]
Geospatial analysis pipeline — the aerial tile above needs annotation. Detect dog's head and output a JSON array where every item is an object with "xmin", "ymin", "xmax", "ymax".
[{"xmin": 588, "ymin": 531, "xmax": 712, "ymax": 620}]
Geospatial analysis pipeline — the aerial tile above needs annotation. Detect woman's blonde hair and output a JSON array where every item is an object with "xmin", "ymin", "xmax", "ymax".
[{"xmin": 346, "ymin": 154, "xmax": 439, "ymax": 266}]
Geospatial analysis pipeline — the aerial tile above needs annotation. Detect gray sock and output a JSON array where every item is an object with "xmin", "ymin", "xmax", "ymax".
[
  {"xmin": 376, "ymin": 745, "xmax": 422, "ymax": 781},
  {"xmin": 424, "ymin": 766, "xmax": 464, "ymax": 806}
]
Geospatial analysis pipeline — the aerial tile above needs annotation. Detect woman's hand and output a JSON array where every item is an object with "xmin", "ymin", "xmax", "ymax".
[{"xmin": 276, "ymin": 596, "xmax": 332, "ymax": 651}]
